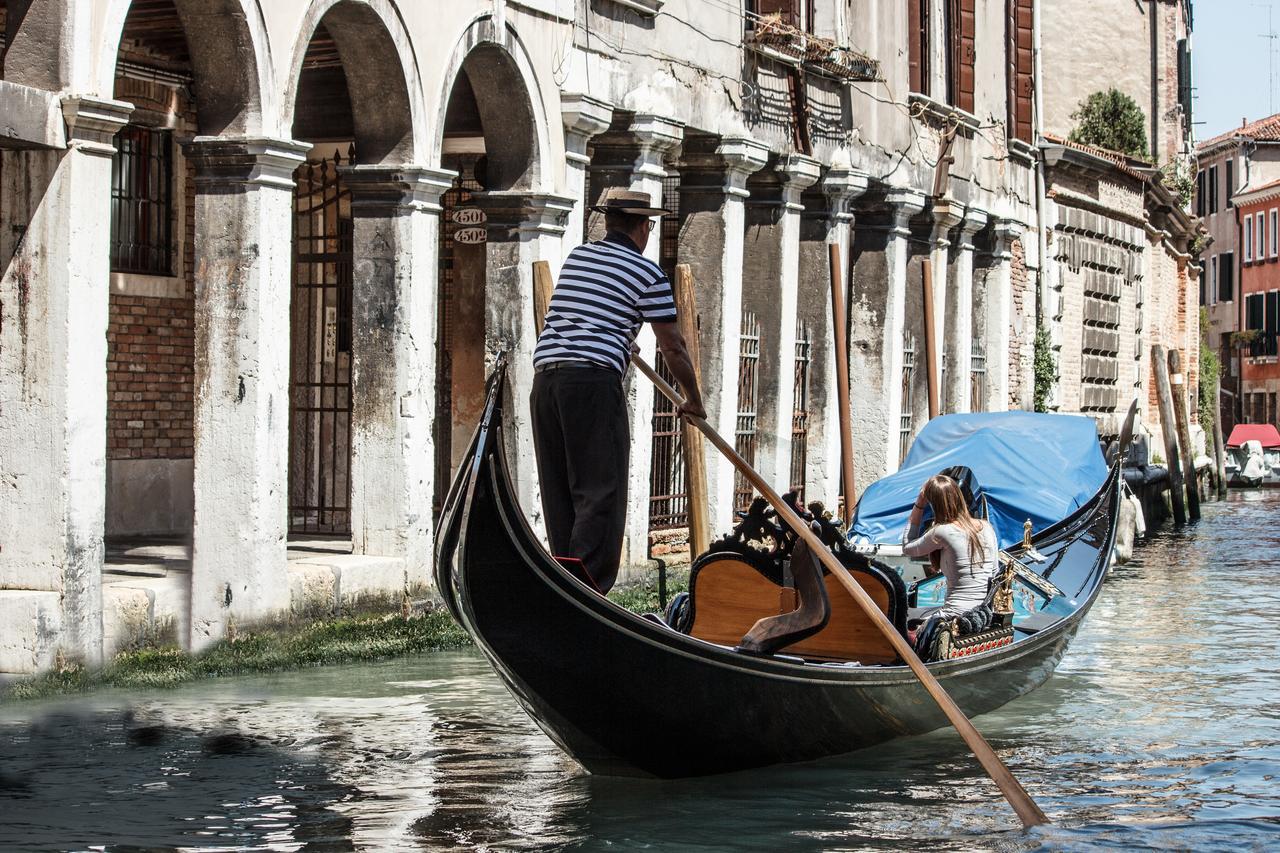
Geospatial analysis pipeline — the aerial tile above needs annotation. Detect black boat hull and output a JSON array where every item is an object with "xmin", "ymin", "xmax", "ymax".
[{"xmin": 436, "ymin": 365, "xmax": 1120, "ymax": 778}]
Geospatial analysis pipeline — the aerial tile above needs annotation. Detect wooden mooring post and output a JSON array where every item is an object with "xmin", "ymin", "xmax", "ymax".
[
  {"xmin": 828, "ymin": 243, "xmax": 857, "ymax": 524},
  {"xmin": 1168, "ymin": 348, "xmax": 1201, "ymax": 521},
  {"xmin": 674, "ymin": 264, "xmax": 711, "ymax": 559},
  {"xmin": 1213, "ymin": 382, "xmax": 1229, "ymax": 499},
  {"xmin": 922, "ymin": 260, "xmax": 940, "ymax": 420},
  {"xmin": 1151, "ymin": 344, "xmax": 1187, "ymax": 525}
]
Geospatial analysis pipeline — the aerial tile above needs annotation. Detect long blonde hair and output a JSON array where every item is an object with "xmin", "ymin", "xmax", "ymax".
[{"xmin": 920, "ymin": 474, "xmax": 987, "ymax": 567}]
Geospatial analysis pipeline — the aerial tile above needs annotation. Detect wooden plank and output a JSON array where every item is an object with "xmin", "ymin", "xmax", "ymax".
[
  {"xmin": 1168, "ymin": 348, "xmax": 1201, "ymax": 521},
  {"xmin": 1213, "ymin": 381, "xmax": 1229, "ymax": 498},
  {"xmin": 922, "ymin": 259, "xmax": 940, "ymax": 420},
  {"xmin": 828, "ymin": 243, "xmax": 857, "ymax": 522},
  {"xmin": 674, "ymin": 264, "xmax": 711, "ymax": 558},
  {"xmin": 1152, "ymin": 344, "xmax": 1187, "ymax": 525},
  {"xmin": 532, "ymin": 260, "xmax": 555, "ymax": 337},
  {"xmin": 632, "ymin": 352, "xmax": 1049, "ymax": 829}
]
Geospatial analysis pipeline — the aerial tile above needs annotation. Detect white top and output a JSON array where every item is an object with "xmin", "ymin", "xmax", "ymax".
[{"xmin": 903, "ymin": 520, "xmax": 999, "ymax": 613}]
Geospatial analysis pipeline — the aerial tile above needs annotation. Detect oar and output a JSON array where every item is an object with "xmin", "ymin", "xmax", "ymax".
[{"xmin": 631, "ymin": 353, "xmax": 1050, "ymax": 829}]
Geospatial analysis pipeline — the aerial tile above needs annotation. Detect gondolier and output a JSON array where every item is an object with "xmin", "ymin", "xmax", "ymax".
[{"xmin": 531, "ymin": 189, "xmax": 706, "ymax": 593}]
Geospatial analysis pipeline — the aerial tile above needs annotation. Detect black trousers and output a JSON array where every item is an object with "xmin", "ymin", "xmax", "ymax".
[{"xmin": 530, "ymin": 366, "xmax": 630, "ymax": 592}]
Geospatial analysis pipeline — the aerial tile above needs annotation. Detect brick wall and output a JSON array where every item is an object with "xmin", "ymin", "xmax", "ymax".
[
  {"xmin": 1009, "ymin": 238, "xmax": 1029, "ymax": 409},
  {"xmin": 107, "ymin": 71, "xmax": 196, "ymax": 461}
]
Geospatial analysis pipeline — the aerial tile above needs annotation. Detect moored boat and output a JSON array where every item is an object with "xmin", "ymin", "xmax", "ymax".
[
  {"xmin": 434, "ymin": 360, "xmax": 1123, "ymax": 778},
  {"xmin": 1225, "ymin": 424, "xmax": 1280, "ymax": 487}
]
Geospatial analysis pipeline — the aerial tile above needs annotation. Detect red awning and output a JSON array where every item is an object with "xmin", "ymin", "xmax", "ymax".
[{"xmin": 1227, "ymin": 423, "xmax": 1280, "ymax": 448}]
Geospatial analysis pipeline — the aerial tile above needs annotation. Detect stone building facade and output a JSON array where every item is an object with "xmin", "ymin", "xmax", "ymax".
[
  {"xmin": 1195, "ymin": 114, "xmax": 1280, "ymax": 432},
  {"xmin": 1, "ymin": 0, "xmax": 1196, "ymax": 675}
]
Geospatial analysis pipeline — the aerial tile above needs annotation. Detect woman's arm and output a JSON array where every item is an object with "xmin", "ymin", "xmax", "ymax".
[{"xmin": 902, "ymin": 492, "xmax": 938, "ymax": 557}]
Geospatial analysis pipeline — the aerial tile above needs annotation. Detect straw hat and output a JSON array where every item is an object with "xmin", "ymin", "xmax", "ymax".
[{"xmin": 589, "ymin": 189, "xmax": 671, "ymax": 217}]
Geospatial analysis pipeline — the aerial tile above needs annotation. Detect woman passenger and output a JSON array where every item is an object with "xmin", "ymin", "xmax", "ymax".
[{"xmin": 903, "ymin": 474, "xmax": 999, "ymax": 620}]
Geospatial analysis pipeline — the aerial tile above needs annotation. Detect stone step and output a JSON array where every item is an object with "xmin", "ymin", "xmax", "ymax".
[
  {"xmin": 0, "ymin": 591, "xmax": 63, "ymax": 675},
  {"xmin": 287, "ymin": 555, "xmax": 410, "ymax": 615},
  {"xmin": 103, "ymin": 574, "xmax": 191, "ymax": 657}
]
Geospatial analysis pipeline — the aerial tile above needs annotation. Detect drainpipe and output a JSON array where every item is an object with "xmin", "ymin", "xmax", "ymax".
[
  {"xmin": 1033, "ymin": 0, "xmax": 1049, "ymax": 329},
  {"xmin": 1150, "ymin": 0, "xmax": 1160, "ymax": 161}
]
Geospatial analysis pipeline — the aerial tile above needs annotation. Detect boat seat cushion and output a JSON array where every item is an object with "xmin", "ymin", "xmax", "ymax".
[{"xmin": 684, "ymin": 546, "xmax": 908, "ymax": 664}]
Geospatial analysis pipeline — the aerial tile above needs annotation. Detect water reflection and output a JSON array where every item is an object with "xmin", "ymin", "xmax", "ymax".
[{"xmin": 3, "ymin": 492, "xmax": 1280, "ymax": 851}]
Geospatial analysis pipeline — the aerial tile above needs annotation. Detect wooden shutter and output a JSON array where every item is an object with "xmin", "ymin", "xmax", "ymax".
[
  {"xmin": 908, "ymin": 0, "xmax": 929, "ymax": 93},
  {"xmin": 755, "ymin": 0, "xmax": 799, "ymax": 26},
  {"xmin": 952, "ymin": 0, "xmax": 976, "ymax": 113},
  {"xmin": 1008, "ymin": 0, "xmax": 1034, "ymax": 141}
]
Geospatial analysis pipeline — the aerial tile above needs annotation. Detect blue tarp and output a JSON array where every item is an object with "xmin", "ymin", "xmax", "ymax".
[{"xmin": 850, "ymin": 411, "xmax": 1108, "ymax": 549}]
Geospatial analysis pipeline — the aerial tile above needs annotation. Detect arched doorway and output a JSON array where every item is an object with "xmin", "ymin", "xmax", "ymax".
[
  {"xmin": 433, "ymin": 36, "xmax": 542, "ymax": 518},
  {"xmin": 286, "ymin": 0, "xmax": 430, "ymax": 565}
]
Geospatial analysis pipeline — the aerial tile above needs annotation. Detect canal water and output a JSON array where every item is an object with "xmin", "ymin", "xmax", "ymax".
[{"xmin": 3, "ymin": 492, "xmax": 1280, "ymax": 852}]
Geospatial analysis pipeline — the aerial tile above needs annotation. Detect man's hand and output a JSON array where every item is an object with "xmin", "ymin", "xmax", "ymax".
[{"xmin": 678, "ymin": 400, "xmax": 707, "ymax": 420}]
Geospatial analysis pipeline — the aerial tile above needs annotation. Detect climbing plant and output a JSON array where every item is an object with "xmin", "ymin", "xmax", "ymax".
[
  {"xmin": 1198, "ymin": 307, "xmax": 1220, "ymax": 433},
  {"xmin": 1069, "ymin": 89, "xmax": 1149, "ymax": 160},
  {"xmin": 1033, "ymin": 325, "xmax": 1057, "ymax": 413}
]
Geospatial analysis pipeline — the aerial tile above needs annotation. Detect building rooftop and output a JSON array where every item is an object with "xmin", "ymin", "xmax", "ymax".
[{"xmin": 1198, "ymin": 114, "xmax": 1280, "ymax": 152}]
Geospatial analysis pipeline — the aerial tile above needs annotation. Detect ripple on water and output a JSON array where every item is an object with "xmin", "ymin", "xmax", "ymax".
[{"xmin": 3, "ymin": 493, "xmax": 1280, "ymax": 851}]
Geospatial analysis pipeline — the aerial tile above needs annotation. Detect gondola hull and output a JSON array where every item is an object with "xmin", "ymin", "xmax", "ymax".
[{"xmin": 436, "ymin": 365, "xmax": 1120, "ymax": 778}]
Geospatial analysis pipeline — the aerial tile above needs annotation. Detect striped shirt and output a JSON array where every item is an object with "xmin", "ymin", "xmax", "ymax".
[{"xmin": 534, "ymin": 233, "xmax": 678, "ymax": 374}]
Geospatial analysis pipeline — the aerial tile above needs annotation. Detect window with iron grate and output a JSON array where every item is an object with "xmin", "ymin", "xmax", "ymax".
[{"xmin": 110, "ymin": 125, "xmax": 174, "ymax": 276}]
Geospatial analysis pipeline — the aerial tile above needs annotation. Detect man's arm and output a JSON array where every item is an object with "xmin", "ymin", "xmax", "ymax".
[{"xmin": 652, "ymin": 321, "xmax": 707, "ymax": 420}]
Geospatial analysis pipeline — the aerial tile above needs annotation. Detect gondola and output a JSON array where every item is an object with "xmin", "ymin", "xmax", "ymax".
[{"xmin": 434, "ymin": 359, "xmax": 1123, "ymax": 779}]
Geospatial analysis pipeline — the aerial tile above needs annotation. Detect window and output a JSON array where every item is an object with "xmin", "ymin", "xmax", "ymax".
[
  {"xmin": 1270, "ymin": 290, "xmax": 1280, "ymax": 356},
  {"xmin": 1227, "ymin": 159, "xmax": 1235, "ymax": 207},
  {"xmin": 1209, "ymin": 165, "xmax": 1219, "ymax": 214},
  {"xmin": 1259, "ymin": 212, "xmax": 1267, "ymax": 260},
  {"xmin": 1006, "ymin": 0, "xmax": 1034, "ymax": 142},
  {"xmin": 1247, "ymin": 292, "xmax": 1265, "ymax": 355},
  {"xmin": 946, "ymin": 0, "xmax": 977, "ymax": 112},
  {"xmin": 1271, "ymin": 208, "xmax": 1278, "ymax": 258},
  {"xmin": 1245, "ymin": 214, "xmax": 1253, "ymax": 263},
  {"xmin": 748, "ymin": 0, "xmax": 810, "ymax": 30},
  {"xmin": 1220, "ymin": 251, "xmax": 1235, "ymax": 301},
  {"xmin": 110, "ymin": 125, "xmax": 174, "ymax": 276},
  {"xmin": 1196, "ymin": 170, "xmax": 1206, "ymax": 218},
  {"xmin": 909, "ymin": 0, "xmax": 931, "ymax": 93},
  {"xmin": 1200, "ymin": 259, "xmax": 1208, "ymax": 305}
]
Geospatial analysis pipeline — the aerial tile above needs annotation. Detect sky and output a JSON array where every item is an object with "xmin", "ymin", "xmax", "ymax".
[{"xmin": 1194, "ymin": 0, "xmax": 1280, "ymax": 140}]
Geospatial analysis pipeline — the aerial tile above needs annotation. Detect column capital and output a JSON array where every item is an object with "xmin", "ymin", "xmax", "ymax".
[
  {"xmin": 778, "ymin": 153, "xmax": 822, "ymax": 210},
  {"xmin": 471, "ymin": 191, "xmax": 577, "ymax": 237},
  {"xmin": 822, "ymin": 166, "xmax": 870, "ymax": 222},
  {"xmin": 715, "ymin": 137, "xmax": 771, "ymax": 197},
  {"xmin": 929, "ymin": 198, "xmax": 965, "ymax": 247},
  {"xmin": 561, "ymin": 93, "xmax": 614, "ymax": 162},
  {"xmin": 629, "ymin": 114, "xmax": 685, "ymax": 181},
  {"xmin": 60, "ymin": 96, "xmax": 133, "ymax": 156},
  {"xmin": 341, "ymin": 165, "xmax": 458, "ymax": 214},
  {"xmin": 956, "ymin": 206, "xmax": 990, "ymax": 251},
  {"xmin": 991, "ymin": 217, "xmax": 1024, "ymax": 259},
  {"xmin": 885, "ymin": 187, "xmax": 927, "ymax": 235},
  {"xmin": 183, "ymin": 136, "xmax": 312, "ymax": 192}
]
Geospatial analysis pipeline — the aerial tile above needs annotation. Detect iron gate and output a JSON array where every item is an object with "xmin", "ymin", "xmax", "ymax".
[
  {"xmin": 900, "ymin": 333, "xmax": 916, "ymax": 465},
  {"xmin": 734, "ymin": 311, "xmax": 761, "ymax": 510},
  {"xmin": 648, "ymin": 169, "xmax": 689, "ymax": 531},
  {"xmin": 789, "ymin": 321, "xmax": 811, "ymax": 496},
  {"xmin": 289, "ymin": 150, "xmax": 353, "ymax": 535},
  {"xmin": 970, "ymin": 336, "xmax": 987, "ymax": 412}
]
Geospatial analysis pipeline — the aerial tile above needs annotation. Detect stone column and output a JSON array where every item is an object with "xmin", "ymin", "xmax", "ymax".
[
  {"xmin": 797, "ymin": 165, "xmax": 867, "ymax": 510},
  {"xmin": 471, "ymin": 191, "xmax": 575, "ymax": 517},
  {"xmin": 559, "ymin": 93, "xmax": 613, "ymax": 252},
  {"xmin": 742, "ymin": 154, "xmax": 821, "ymax": 492},
  {"xmin": 183, "ymin": 136, "xmax": 311, "ymax": 651},
  {"xmin": 988, "ymin": 218, "xmax": 1023, "ymax": 412},
  {"xmin": 944, "ymin": 206, "xmax": 989, "ymax": 414},
  {"xmin": 675, "ymin": 135, "xmax": 769, "ymax": 527},
  {"xmin": 928, "ymin": 198, "xmax": 963, "ymax": 412},
  {"xmin": 340, "ymin": 166, "xmax": 455, "ymax": 591},
  {"xmin": 852, "ymin": 188, "xmax": 926, "ymax": 486},
  {"xmin": 0, "ymin": 96, "xmax": 131, "ymax": 672}
]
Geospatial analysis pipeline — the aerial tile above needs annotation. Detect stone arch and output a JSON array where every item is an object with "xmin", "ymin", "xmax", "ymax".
[
  {"xmin": 96, "ymin": 0, "xmax": 271, "ymax": 136},
  {"xmin": 283, "ymin": 0, "xmax": 423, "ymax": 165},
  {"xmin": 434, "ymin": 15, "xmax": 550, "ymax": 192}
]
